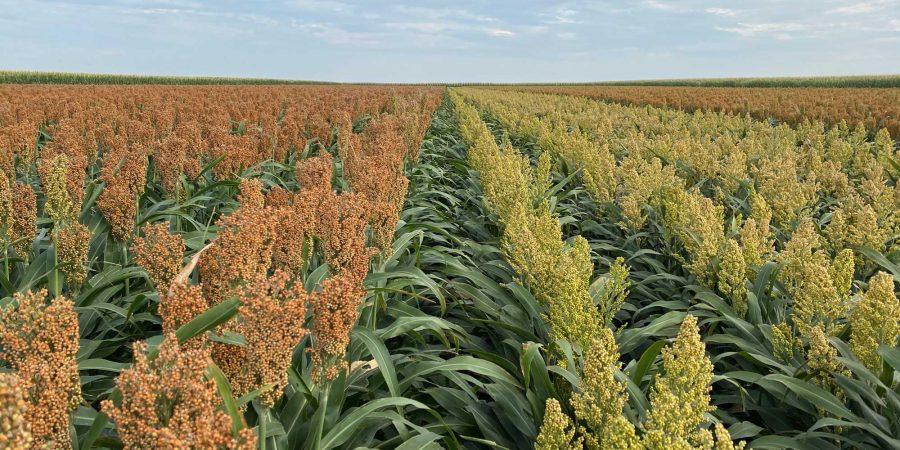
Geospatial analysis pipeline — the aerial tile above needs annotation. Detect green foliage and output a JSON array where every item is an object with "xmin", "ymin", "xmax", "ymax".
[{"xmin": 0, "ymin": 70, "xmax": 329, "ymax": 85}]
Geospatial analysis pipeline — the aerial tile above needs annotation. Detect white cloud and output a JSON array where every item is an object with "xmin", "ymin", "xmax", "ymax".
[
  {"xmin": 120, "ymin": 0, "xmax": 203, "ymax": 8},
  {"xmin": 381, "ymin": 13, "xmax": 514, "ymax": 41},
  {"xmin": 827, "ymin": 1, "xmax": 896, "ymax": 14},
  {"xmin": 383, "ymin": 21, "xmax": 457, "ymax": 34},
  {"xmin": 556, "ymin": 31, "xmax": 577, "ymax": 40},
  {"xmin": 287, "ymin": 0, "xmax": 353, "ymax": 13},
  {"xmin": 290, "ymin": 20, "xmax": 382, "ymax": 47},
  {"xmin": 488, "ymin": 29, "xmax": 515, "ymax": 37},
  {"xmin": 525, "ymin": 25, "xmax": 550, "ymax": 34},
  {"xmin": 548, "ymin": 8, "xmax": 579, "ymax": 24},
  {"xmin": 705, "ymin": 8, "xmax": 739, "ymax": 17},
  {"xmin": 715, "ymin": 22, "xmax": 808, "ymax": 38},
  {"xmin": 540, "ymin": 6, "xmax": 581, "ymax": 25},
  {"xmin": 391, "ymin": 6, "xmax": 498, "ymax": 23},
  {"xmin": 131, "ymin": 8, "xmax": 187, "ymax": 15},
  {"xmin": 643, "ymin": 0, "xmax": 677, "ymax": 11}
]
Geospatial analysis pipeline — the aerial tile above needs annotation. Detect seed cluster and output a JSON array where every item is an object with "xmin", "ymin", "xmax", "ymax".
[
  {"xmin": 643, "ymin": 315, "xmax": 716, "ymax": 448},
  {"xmin": 295, "ymin": 152, "xmax": 333, "ymax": 194},
  {"xmin": 536, "ymin": 315, "xmax": 746, "ymax": 449},
  {"xmin": 317, "ymin": 192, "xmax": 375, "ymax": 284},
  {"xmin": 806, "ymin": 325, "xmax": 850, "ymax": 400},
  {"xmin": 596, "ymin": 257, "xmax": 631, "ymax": 326},
  {"xmin": 10, "ymin": 183, "xmax": 37, "ymax": 259},
  {"xmin": 237, "ymin": 177, "xmax": 265, "ymax": 210},
  {"xmin": 339, "ymin": 114, "xmax": 410, "ymax": 255},
  {"xmin": 40, "ymin": 121, "xmax": 94, "ymax": 210},
  {"xmin": 55, "ymin": 223, "xmax": 92, "ymax": 286},
  {"xmin": 214, "ymin": 270, "xmax": 309, "ymax": 406},
  {"xmin": 42, "ymin": 154, "xmax": 76, "ymax": 225},
  {"xmin": 0, "ymin": 290, "xmax": 81, "ymax": 449},
  {"xmin": 850, "ymin": 272, "xmax": 899, "ymax": 372},
  {"xmin": 778, "ymin": 219, "xmax": 848, "ymax": 338},
  {"xmin": 571, "ymin": 329, "xmax": 641, "ymax": 449},
  {"xmin": 159, "ymin": 282, "xmax": 208, "ymax": 350},
  {"xmin": 308, "ymin": 273, "xmax": 366, "ymax": 381},
  {"xmin": 154, "ymin": 126, "xmax": 203, "ymax": 199},
  {"xmin": 199, "ymin": 206, "xmax": 278, "ymax": 305},
  {"xmin": 97, "ymin": 141, "xmax": 149, "ymax": 241},
  {"xmin": 103, "ymin": 336, "xmax": 257, "ymax": 449},
  {"xmin": 535, "ymin": 398, "xmax": 580, "ymax": 450},
  {"xmin": 270, "ymin": 190, "xmax": 316, "ymax": 274},
  {"xmin": 0, "ymin": 373, "xmax": 33, "ymax": 449},
  {"xmin": 0, "ymin": 172, "xmax": 12, "ymax": 239},
  {"xmin": 132, "ymin": 222, "xmax": 184, "ymax": 290}
]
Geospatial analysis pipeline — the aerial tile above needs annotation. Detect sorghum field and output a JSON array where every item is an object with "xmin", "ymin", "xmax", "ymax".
[
  {"xmin": 0, "ymin": 80, "xmax": 898, "ymax": 450},
  {"xmin": 497, "ymin": 85, "xmax": 900, "ymax": 138}
]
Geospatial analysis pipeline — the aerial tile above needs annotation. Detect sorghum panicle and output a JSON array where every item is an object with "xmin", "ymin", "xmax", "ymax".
[
  {"xmin": 0, "ymin": 141, "xmax": 13, "ymax": 179},
  {"xmin": 155, "ymin": 134, "xmax": 186, "ymax": 197},
  {"xmin": 11, "ymin": 183, "xmax": 37, "ymax": 258},
  {"xmin": 316, "ymin": 192, "xmax": 375, "ymax": 284},
  {"xmin": 571, "ymin": 329, "xmax": 641, "ymax": 449},
  {"xmin": 55, "ymin": 223, "xmax": 91, "ymax": 286},
  {"xmin": 643, "ymin": 315, "xmax": 716, "ymax": 449},
  {"xmin": 104, "ymin": 336, "xmax": 256, "ymax": 450},
  {"xmin": 97, "ymin": 141, "xmax": 149, "ymax": 241},
  {"xmin": 830, "ymin": 248, "xmax": 855, "ymax": 299},
  {"xmin": 0, "ymin": 290, "xmax": 81, "ymax": 449},
  {"xmin": 806, "ymin": 325, "xmax": 849, "ymax": 399},
  {"xmin": 535, "ymin": 398, "xmax": 581, "ymax": 450},
  {"xmin": 717, "ymin": 239, "xmax": 748, "ymax": 316},
  {"xmin": 597, "ymin": 257, "xmax": 631, "ymax": 327},
  {"xmin": 237, "ymin": 178, "xmax": 265, "ymax": 210},
  {"xmin": 771, "ymin": 322, "xmax": 799, "ymax": 362},
  {"xmin": 160, "ymin": 282, "xmax": 208, "ymax": 350},
  {"xmin": 264, "ymin": 185, "xmax": 293, "ymax": 208},
  {"xmin": 199, "ymin": 206, "xmax": 278, "ymax": 304},
  {"xmin": 43, "ymin": 122, "xmax": 96, "ymax": 203},
  {"xmin": 213, "ymin": 270, "xmax": 308, "ymax": 407},
  {"xmin": 270, "ymin": 190, "xmax": 316, "ymax": 274},
  {"xmin": 850, "ymin": 272, "xmax": 899, "ymax": 372},
  {"xmin": 663, "ymin": 190, "xmax": 725, "ymax": 287},
  {"xmin": 132, "ymin": 222, "xmax": 184, "ymax": 290},
  {"xmin": 713, "ymin": 423, "xmax": 746, "ymax": 450},
  {"xmin": 0, "ymin": 373, "xmax": 33, "ymax": 449},
  {"xmin": 825, "ymin": 197, "xmax": 885, "ymax": 253},
  {"xmin": 778, "ymin": 219, "xmax": 845, "ymax": 337},
  {"xmin": 295, "ymin": 152, "xmax": 333, "ymax": 194},
  {"xmin": 308, "ymin": 273, "xmax": 366, "ymax": 381},
  {"xmin": 0, "ymin": 171, "xmax": 12, "ymax": 239},
  {"xmin": 42, "ymin": 154, "xmax": 76, "ymax": 225}
]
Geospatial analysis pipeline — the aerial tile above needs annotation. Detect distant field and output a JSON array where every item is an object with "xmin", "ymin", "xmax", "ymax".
[
  {"xmin": 0, "ymin": 71, "xmax": 329, "ymax": 85},
  {"xmin": 485, "ymin": 74, "xmax": 900, "ymax": 88},
  {"xmin": 499, "ymin": 84, "xmax": 900, "ymax": 137},
  {"xmin": 4, "ymin": 71, "xmax": 899, "ymax": 88}
]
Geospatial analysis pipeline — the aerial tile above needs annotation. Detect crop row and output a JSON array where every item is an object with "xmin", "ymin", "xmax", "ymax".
[
  {"xmin": 495, "ymin": 85, "xmax": 900, "ymax": 138},
  {"xmin": 453, "ymin": 87, "xmax": 899, "ymax": 448},
  {"xmin": 0, "ymin": 85, "xmax": 443, "ymax": 448},
  {"xmin": 451, "ymin": 90, "xmax": 749, "ymax": 449}
]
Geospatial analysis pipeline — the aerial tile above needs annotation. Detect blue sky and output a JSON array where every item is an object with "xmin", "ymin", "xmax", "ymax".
[{"xmin": 1, "ymin": 0, "xmax": 898, "ymax": 82}]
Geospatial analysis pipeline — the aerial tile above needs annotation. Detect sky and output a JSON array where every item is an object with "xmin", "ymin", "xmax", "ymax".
[{"xmin": 1, "ymin": 0, "xmax": 898, "ymax": 83}]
